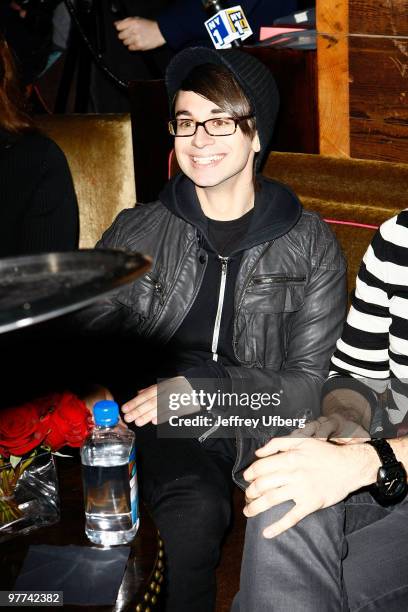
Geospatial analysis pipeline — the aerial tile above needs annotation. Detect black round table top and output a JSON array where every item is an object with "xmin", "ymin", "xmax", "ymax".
[{"xmin": 0, "ymin": 250, "xmax": 150, "ymax": 334}]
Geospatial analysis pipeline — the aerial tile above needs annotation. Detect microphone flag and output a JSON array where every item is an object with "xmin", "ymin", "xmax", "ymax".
[{"xmin": 204, "ymin": 5, "xmax": 253, "ymax": 49}]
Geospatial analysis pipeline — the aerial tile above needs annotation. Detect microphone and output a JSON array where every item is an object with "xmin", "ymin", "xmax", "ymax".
[{"xmin": 201, "ymin": 1, "xmax": 253, "ymax": 49}]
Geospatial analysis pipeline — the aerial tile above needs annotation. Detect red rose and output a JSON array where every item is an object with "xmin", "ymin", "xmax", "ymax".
[
  {"xmin": 44, "ymin": 392, "xmax": 93, "ymax": 451},
  {"xmin": 0, "ymin": 402, "xmax": 50, "ymax": 457}
]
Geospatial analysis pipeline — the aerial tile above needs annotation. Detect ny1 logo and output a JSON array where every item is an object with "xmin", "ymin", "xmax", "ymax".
[{"xmin": 205, "ymin": 5, "xmax": 253, "ymax": 49}]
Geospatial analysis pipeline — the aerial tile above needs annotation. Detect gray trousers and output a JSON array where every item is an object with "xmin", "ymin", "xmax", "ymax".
[{"xmin": 232, "ymin": 491, "xmax": 408, "ymax": 611}]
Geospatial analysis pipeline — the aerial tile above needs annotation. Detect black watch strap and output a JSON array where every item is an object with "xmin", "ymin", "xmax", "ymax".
[
  {"xmin": 366, "ymin": 438, "xmax": 407, "ymax": 504},
  {"xmin": 366, "ymin": 438, "xmax": 398, "ymax": 466}
]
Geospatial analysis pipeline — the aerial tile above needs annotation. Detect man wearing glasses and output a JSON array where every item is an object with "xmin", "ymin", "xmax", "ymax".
[{"xmin": 84, "ymin": 47, "xmax": 346, "ymax": 611}]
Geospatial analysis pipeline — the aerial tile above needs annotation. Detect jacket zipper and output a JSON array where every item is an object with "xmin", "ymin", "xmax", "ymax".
[
  {"xmin": 145, "ymin": 236, "xmax": 200, "ymax": 339},
  {"xmin": 198, "ymin": 255, "xmax": 229, "ymax": 443},
  {"xmin": 251, "ymin": 275, "xmax": 306, "ymax": 286},
  {"xmin": 145, "ymin": 273, "xmax": 165, "ymax": 305},
  {"xmin": 231, "ymin": 430, "xmax": 246, "ymax": 491},
  {"xmin": 211, "ymin": 256, "xmax": 229, "ymax": 362}
]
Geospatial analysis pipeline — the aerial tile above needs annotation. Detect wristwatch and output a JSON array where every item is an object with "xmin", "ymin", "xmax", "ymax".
[{"xmin": 366, "ymin": 438, "xmax": 408, "ymax": 504}]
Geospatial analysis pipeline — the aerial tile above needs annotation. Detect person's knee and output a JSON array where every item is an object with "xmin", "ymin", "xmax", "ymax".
[
  {"xmin": 244, "ymin": 501, "xmax": 344, "ymax": 568},
  {"xmin": 242, "ymin": 501, "xmax": 294, "ymax": 567},
  {"xmin": 247, "ymin": 501, "xmax": 294, "ymax": 536},
  {"xmin": 150, "ymin": 473, "xmax": 231, "ymax": 540},
  {"xmin": 236, "ymin": 503, "xmax": 346, "ymax": 612}
]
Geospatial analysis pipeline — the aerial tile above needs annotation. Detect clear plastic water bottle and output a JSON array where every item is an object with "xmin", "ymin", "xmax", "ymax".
[{"xmin": 80, "ymin": 400, "xmax": 139, "ymax": 546}]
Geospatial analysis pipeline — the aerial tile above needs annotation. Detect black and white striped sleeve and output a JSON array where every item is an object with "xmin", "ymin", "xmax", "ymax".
[
  {"xmin": 326, "ymin": 211, "xmax": 408, "ymax": 430},
  {"xmin": 329, "ymin": 227, "xmax": 391, "ymax": 381},
  {"xmin": 330, "ymin": 211, "xmax": 408, "ymax": 381}
]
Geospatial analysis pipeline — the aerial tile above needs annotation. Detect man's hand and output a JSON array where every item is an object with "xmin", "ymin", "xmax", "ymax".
[
  {"xmin": 115, "ymin": 17, "xmax": 166, "ymax": 51},
  {"xmin": 296, "ymin": 413, "xmax": 370, "ymax": 444},
  {"xmin": 83, "ymin": 385, "xmax": 114, "ymax": 413},
  {"xmin": 295, "ymin": 387, "xmax": 372, "ymax": 444},
  {"xmin": 121, "ymin": 377, "xmax": 199, "ymax": 426},
  {"xmin": 243, "ymin": 436, "xmax": 379, "ymax": 538},
  {"xmin": 322, "ymin": 388, "xmax": 372, "ymax": 431},
  {"xmin": 82, "ymin": 385, "xmax": 128, "ymax": 430}
]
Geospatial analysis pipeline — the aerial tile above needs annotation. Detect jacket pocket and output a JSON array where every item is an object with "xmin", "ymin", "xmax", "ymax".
[
  {"xmin": 236, "ymin": 275, "xmax": 306, "ymax": 367},
  {"xmin": 243, "ymin": 275, "xmax": 305, "ymax": 314}
]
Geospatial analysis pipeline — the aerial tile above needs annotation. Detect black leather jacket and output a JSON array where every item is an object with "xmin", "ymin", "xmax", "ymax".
[{"xmin": 84, "ymin": 174, "xmax": 347, "ymax": 487}]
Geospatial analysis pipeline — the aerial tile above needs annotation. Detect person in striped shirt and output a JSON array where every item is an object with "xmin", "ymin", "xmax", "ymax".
[
  {"xmin": 233, "ymin": 211, "xmax": 408, "ymax": 611},
  {"xmin": 328, "ymin": 209, "xmax": 408, "ymax": 435}
]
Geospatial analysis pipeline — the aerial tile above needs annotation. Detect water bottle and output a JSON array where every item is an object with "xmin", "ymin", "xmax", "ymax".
[{"xmin": 80, "ymin": 400, "xmax": 139, "ymax": 546}]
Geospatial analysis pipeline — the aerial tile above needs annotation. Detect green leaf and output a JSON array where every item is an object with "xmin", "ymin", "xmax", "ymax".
[{"xmin": 9, "ymin": 455, "xmax": 22, "ymax": 469}]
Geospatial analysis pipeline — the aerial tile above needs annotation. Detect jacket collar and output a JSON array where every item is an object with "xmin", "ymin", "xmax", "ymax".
[{"xmin": 159, "ymin": 173, "xmax": 302, "ymax": 253}]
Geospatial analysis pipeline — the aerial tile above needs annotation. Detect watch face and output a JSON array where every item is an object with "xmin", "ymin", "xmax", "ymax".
[{"xmin": 378, "ymin": 464, "xmax": 407, "ymax": 497}]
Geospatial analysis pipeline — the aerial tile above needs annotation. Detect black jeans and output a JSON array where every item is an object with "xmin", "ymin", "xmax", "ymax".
[
  {"xmin": 232, "ymin": 491, "xmax": 408, "ymax": 611},
  {"xmin": 135, "ymin": 425, "xmax": 236, "ymax": 611}
]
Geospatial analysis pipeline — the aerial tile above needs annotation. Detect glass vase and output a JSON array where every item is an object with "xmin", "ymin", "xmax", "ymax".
[{"xmin": 0, "ymin": 449, "xmax": 60, "ymax": 543}]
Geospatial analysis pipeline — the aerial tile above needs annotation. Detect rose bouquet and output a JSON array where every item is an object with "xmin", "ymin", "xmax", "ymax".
[{"xmin": 0, "ymin": 392, "xmax": 93, "ymax": 540}]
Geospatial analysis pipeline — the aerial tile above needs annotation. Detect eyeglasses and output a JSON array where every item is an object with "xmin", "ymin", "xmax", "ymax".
[{"xmin": 168, "ymin": 115, "xmax": 254, "ymax": 137}]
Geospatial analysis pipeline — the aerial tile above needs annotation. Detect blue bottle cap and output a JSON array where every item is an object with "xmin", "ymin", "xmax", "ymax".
[{"xmin": 93, "ymin": 400, "xmax": 119, "ymax": 427}]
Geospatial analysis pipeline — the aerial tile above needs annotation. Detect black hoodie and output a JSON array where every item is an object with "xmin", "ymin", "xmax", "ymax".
[{"xmin": 158, "ymin": 173, "xmax": 302, "ymax": 382}]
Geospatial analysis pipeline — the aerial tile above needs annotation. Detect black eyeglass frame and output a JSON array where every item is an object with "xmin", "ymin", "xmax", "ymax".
[{"xmin": 168, "ymin": 115, "xmax": 254, "ymax": 137}]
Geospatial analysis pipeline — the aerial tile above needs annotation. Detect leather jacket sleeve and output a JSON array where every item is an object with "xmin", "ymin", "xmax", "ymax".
[{"xmin": 73, "ymin": 205, "xmax": 162, "ymax": 337}]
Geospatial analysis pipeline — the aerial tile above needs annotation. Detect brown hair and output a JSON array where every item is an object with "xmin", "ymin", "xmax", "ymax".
[
  {"xmin": 176, "ymin": 63, "xmax": 257, "ymax": 139},
  {"xmin": 0, "ymin": 35, "xmax": 33, "ymax": 133}
]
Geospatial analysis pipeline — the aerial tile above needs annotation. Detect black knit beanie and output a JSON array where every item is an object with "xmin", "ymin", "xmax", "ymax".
[{"xmin": 165, "ymin": 47, "xmax": 279, "ymax": 171}]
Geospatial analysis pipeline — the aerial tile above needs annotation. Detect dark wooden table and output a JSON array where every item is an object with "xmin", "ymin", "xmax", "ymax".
[{"xmin": 0, "ymin": 455, "xmax": 164, "ymax": 611}]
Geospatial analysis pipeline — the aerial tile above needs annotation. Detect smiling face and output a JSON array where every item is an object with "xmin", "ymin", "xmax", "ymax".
[{"xmin": 174, "ymin": 90, "xmax": 260, "ymax": 191}]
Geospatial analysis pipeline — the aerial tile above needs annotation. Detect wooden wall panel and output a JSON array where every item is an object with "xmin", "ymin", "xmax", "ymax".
[
  {"xmin": 349, "ymin": 36, "xmax": 408, "ymax": 162},
  {"xmin": 316, "ymin": 1, "xmax": 350, "ymax": 156},
  {"xmin": 317, "ymin": 0, "xmax": 408, "ymax": 163},
  {"xmin": 349, "ymin": 0, "xmax": 408, "ymax": 163},
  {"xmin": 350, "ymin": 0, "xmax": 408, "ymax": 35}
]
